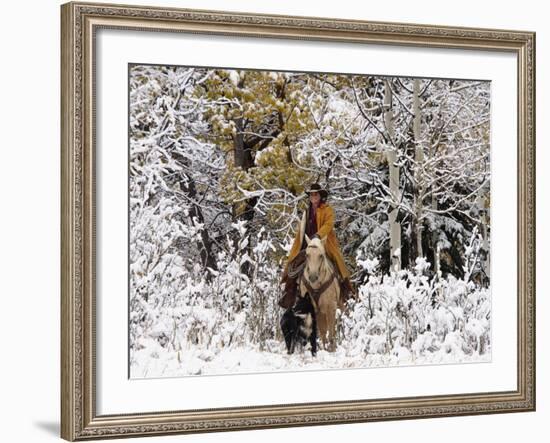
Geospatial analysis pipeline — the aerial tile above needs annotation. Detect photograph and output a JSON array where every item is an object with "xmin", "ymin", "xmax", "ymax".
[{"xmin": 128, "ymin": 65, "xmax": 492, "ymax": 378}]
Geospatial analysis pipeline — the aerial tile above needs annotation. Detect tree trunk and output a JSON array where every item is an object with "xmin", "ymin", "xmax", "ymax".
[
  {"xmin": 170, "ymin": 151, "xmax": 218, "ymax": 278},
  {"xmin": 480, "ymin": 196, "xmax": 490, "ymax": 285},
  {"xmin": 384, "ymin": 79, "xmax": 401, "ymax": 272},
  {"xmin": 429, "ymin": 121, "xmax": 440, "ymax": 277},
  {"xmin": 413, "ymin": 79, "xmax": 424, "ymax": 260},
  {"xmin": 176, "ymin": 170, "xmax": 218, "ymax": 278},
  {"xmin": 234, "ymin": 117, "xmax": 254, "ymax": 171},
  {"xmin": 232, "ymin": 117, "xmax": 258, "ymax": 276}
]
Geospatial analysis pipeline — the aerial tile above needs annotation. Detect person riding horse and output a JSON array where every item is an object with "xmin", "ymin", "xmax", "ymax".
[{"xmin": 279, "ymin": 183, "xmax": 356, "ymax": 309}]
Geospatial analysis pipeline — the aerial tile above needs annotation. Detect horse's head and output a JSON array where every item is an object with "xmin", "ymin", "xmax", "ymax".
[{"xmin": 304, "ymin": 234, "xmax": 328, "ymax": 284}]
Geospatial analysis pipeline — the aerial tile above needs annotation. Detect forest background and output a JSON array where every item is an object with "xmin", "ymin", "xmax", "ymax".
[{"xmin": 129, "ymin": 65, "xmax": 492, "ymax": 377}]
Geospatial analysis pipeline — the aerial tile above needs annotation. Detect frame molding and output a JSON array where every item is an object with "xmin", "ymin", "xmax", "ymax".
[{"xmin": 61, "ymin": 1, "xmax": 535, "ymax": 440}]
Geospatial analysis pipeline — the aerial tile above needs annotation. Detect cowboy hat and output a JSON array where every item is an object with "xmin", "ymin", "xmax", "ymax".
[{"xmin": 305, "ymin": 183, "xmax": 328, "ymax": 200}]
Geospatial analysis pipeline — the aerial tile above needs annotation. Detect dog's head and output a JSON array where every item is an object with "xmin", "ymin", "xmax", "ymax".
[{"xmin": 294, "ymin": 295, "xmax": 314, "ymax": 315}]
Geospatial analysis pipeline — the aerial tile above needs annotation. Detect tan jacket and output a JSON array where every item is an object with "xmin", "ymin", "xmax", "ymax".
[{"xmin": 283, "ymin": 203, "xmax": 350, "ymax": 279}]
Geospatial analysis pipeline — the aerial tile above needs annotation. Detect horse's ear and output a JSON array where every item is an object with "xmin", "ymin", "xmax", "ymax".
[
  {"xmin": 320, "ymin": 235, "xmax": 328, "ymax": 245},
  {"xmin": 305, "ymin": 234, "xmax": 311, "ymax": 245}
]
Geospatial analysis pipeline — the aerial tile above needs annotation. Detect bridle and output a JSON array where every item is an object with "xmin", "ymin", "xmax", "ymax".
[{"xmin": 301, "ymin": 244, "xmax": 336, "ymax": 308}]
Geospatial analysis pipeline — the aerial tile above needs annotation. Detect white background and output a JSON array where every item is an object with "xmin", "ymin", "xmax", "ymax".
[{"xmin": 0, "ymin": 0, "xmax": 546, "ymax": 442}]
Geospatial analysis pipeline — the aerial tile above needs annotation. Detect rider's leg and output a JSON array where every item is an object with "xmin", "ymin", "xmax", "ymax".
[{"xmin": 278, "ymin": 275, "xmax": 298, "ymax": 309}]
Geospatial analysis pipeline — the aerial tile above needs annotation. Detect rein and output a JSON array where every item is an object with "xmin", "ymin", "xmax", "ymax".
[{"xmin": 301, "ymin": 260, "xmax": 336, "ymax": 307}]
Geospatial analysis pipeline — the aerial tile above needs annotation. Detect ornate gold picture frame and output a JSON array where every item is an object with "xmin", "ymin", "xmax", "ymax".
[{"xmin": 61, "ymin": 1, "xmax": 535, "ymax": 440}]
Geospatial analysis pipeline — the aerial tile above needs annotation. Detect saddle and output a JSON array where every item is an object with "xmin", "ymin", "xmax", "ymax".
[
  {"xmin": 278, "ymin": 251, "xmax": 306, "ymax": 309},
  {"xmin": 278, "ymin": 250, "xmax": 352, "ymax": 310},
  {"xmin": 287, "ymin": 249, "xmax": 307, "ymax": 279}
]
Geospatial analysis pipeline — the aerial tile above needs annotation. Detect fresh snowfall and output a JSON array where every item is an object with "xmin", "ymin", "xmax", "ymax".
[{"xmin": 129, "ymin": 65, "xmax": 491, "ymax": 378}]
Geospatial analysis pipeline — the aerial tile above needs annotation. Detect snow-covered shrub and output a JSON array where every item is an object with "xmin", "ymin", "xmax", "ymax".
[{"xmin": 340, "ymin": 252, "xmax": 491, "ymax": 364}]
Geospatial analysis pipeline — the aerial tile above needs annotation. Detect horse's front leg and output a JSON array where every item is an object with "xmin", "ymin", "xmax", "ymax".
[
  {"xmin": 298, "ymin": 281, "xmax": 307, "ymax": 300},
  {"xmin": 325, "ymin": 302, "xmax": 338, "ymax": 353},
  {"xmin": 327, "ymin": 314, "xmax": 337, "ymax": 353},
  {"xmin": 316, "ymin": 310, "xmax": 328, "ymax": 351}
]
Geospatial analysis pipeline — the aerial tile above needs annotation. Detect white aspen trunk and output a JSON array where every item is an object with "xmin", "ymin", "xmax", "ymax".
[
  {"xmin": 483, "ymin": 215, "xmax": 490, "ymax": 278},
  {"xmin": 480, "ymin": 196, "xmax": 490, "ymax": 281},
  {"xmin": 431, "ymin": 172, "xmax": 441, "ymax": 278},
  {"xmin": 384, "ymin": 79, "xmax": 401, "ymax": 272},
  {"xmin": 429, "ymin": 95, "xmax": 441, "ymax": 277},
  {"xmin": 431, "ymin": 172, "xmax": 440, "ymax": 277},
  {"xmin": 413, "ymin": 79, "xmax": 424, "ymax": 260}
]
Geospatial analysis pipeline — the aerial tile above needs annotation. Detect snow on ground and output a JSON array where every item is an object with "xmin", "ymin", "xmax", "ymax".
[
  {"xmin": 129, "ymin": 268, "xmax": 492, "ymax": 379},
  {"xmin": 130, "ymin": 340, "xmax": 491, "ymax": 378}
]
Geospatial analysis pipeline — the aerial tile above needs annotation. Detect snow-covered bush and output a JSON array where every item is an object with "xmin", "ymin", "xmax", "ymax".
[{"xmin": 340, "ymin": 250, "xmax": 491, "ymax": 364}]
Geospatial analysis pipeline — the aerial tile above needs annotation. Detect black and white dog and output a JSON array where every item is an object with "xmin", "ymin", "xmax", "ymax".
[{"xmin": 280, "ymin": 294, "xmax": 317, "ymax": 356}]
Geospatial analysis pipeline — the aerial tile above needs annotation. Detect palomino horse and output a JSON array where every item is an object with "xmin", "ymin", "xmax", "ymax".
[{"xmin": 299, "ymin": 234, "xmax": 341, "ymax": 352}]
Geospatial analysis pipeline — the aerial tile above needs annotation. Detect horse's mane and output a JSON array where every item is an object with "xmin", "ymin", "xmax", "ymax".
[{"xmin": 306, "ymin": 238, "xmax": 335, "ymax": 277}]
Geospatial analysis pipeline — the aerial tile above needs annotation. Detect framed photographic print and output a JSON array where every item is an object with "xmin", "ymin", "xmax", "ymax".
[{"xmin": 61, "ymin": 1, "xmax": 536, "ymax": 440}]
